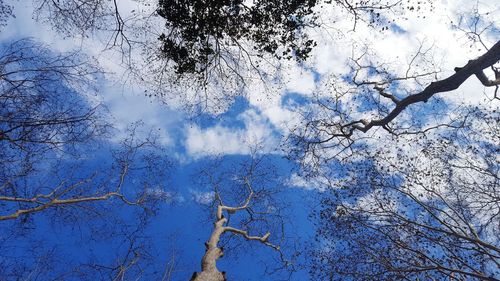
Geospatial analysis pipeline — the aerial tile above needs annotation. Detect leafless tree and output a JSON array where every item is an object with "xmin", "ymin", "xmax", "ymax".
[
  {"xmin": 290, "ymin": 38, "xmax": 499, "ymax": 168},
  {"xmin": 311, "ymin": 108, "xmax": 499, "ymax": 280},
  {"xmin": 34, "ymin": 0, "xmax": 135, "ymax": 54},
  {"xmin": 0, "ymin": 38, "xmax": 174, "ymax": 279},
  {"xmin": 0, "ymin": 38, "xmax": 133, "ymax": 221},
  {"xmin": 0, "ymin": 39, "xmax": 106, "ymax": 154},
  {"xmin": 189, "ymin": 154, "xmax": 292, "ymax": 281}
]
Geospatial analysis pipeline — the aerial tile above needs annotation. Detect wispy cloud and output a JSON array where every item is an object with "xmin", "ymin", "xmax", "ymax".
[{"xmin": 190, "ymin": 190, "xmax": 215, "ymax": 205}]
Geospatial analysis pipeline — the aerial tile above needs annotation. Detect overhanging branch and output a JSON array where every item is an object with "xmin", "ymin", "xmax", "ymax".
[{"xmin": 349, "ymin": 40, "xmax": 500, "ymax": 134}]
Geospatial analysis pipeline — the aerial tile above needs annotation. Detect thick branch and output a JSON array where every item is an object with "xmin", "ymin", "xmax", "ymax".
[
  {"xmin": 351, "ymin": 40, "xmax": 500, "ymax": 133},
  {"xmin": 475, "ymin": 69, "xmax": 500, "ymax": 86},
  {"xmin": 224, "ymin": 227, "xmax": 271, "ymax": 243},
  {"xmin": 0, "ymin": 192, "xmax": 138, "ymax": 221},
  {"xmin": 0, "ymin": 165, "xmax": 137, "ymax": 221},
  {"xmin": 193, "ymin": 178, "xmax": 285, "ymax": 280}
]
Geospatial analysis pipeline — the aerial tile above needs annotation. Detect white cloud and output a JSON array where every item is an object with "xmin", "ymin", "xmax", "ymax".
[
  {"xmin": 144, "ymin": 187, "xmax": 184, "ymax": 203},
  {"xmin": 4, "ymin": 0, "xmax": 498, "ymax": 162},
  {"xmin": 190, "ymin": 190, "xmax": 215, "ymax": 205},
  {"xmin": 184, "ymin": 109, "xmax": 279, "ymax": 158},
  {"xmin": 283, "ymin": 65, "xmax": 316, "ymax": 95},
  {"xmin": 286, "ymin": 173, "xmax": 328, "ymax": 191},
  {"xmin": 102, "ymin": 85, "xmax": 181, "ymax": 146},
  {"xmin": 286, "ymin": 173, "xmax": 315, "ymax": 190}
]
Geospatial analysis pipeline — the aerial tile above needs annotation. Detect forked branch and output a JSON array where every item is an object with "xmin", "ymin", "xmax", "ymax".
[{"xmin": 350, "ymin": 40, "xmax": 500, "ymax": 134}]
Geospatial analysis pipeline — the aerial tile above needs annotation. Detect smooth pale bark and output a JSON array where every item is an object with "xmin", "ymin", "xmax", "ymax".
[
  {"xmin": 190, "ymin": 183, "xmax": 278, "ymax": 281},
  {"xmin": 190, "ymin": 215, "xmax": 227, "ymax": 281},
  {"xmin": 0, "ymin": 166, "xmax": 138, "ymax": 221}
]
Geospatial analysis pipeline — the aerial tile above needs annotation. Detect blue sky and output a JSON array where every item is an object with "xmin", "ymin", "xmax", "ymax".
[
  {"xmin": 0, "ymin": 3, "xmax": 317, "ymax": 279},
  {"xmin": 1, "ymin": 0, "xmax": 499, "ymax": 280}
]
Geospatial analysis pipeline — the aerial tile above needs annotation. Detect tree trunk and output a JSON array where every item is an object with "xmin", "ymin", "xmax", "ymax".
[{"xmin": 190, "ymin": 217, "xmax": 227, "ymax": 281}]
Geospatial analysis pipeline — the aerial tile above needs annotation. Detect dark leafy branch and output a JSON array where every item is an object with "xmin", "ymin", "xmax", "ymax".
[{"xmin": 157, "ymin": 0, "xmax": 319, "ymax": 76}]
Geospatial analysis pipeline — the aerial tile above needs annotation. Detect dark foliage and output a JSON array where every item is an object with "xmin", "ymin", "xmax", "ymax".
[
  {"xmin": 157, "ymin": 0, "xmax": 318, "ymax": 75},
  {"xmin": 0, "ymin": 0, "xmax": 13, "ymax": 29}
]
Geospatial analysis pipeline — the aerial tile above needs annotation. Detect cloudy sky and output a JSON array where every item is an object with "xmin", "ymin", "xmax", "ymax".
[{"xmin": 1, "ymin": 0, "xmax": 498, "ymax": 280}]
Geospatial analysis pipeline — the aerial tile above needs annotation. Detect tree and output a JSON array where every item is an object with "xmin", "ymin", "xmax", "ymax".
[
  {"xmin": 0, "ymin": 38, "xmax": 172, "ymax": 279},
  {"xmin": 4, "ymin": 0, "xmax": 500, "ymax": 280},
  {"xmin": 0, "ymin": 38, "xmax": 144, "ymax": 221},
  {"xmin": 285, "ymin": 3, "xmax": 498, "ymax": 280},
  {"xmin": 33, "ymin": 0, "xmax": 436, "ymax": 112},
  {"xmin": 156, "ymin": 0, "xmax": 318, "ymax": 76},
  {"xmin": 311, "ymin": 108, "xmax": 499, "ymax": 280},
  {"xmin": 191, "ymin": 154, "xmax": 290, "ymax": 280},
  {"xmin": 290, "ymin": 40, "xmax": 499, "ymax": 160},
  {"xmin": 33, "ymin": 0, "xmax": 131, "ymax": 50}
]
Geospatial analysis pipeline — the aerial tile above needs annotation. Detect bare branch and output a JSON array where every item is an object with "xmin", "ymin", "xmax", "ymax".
[{"xmin": 351, "ymin": 40, "xmax": 500, "ymax": 134}]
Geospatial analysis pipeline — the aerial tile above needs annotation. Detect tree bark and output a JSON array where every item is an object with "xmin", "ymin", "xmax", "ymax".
[
  {"xmin": 352, "ymin": 39, "xmax": 500, "ymax": 133},
  {"xmin": 191, "ymin": 215, "xmax": 227, "ymax": 281}
]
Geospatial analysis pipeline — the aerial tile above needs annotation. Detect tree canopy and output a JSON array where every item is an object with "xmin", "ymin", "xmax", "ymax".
[
  {"xmin": 1, "ymin": 0, "xmax": 499, "ymax": 280},
  {"xmin": 157, "ymin": 0, "xmax": 318, "ymax": 75}
]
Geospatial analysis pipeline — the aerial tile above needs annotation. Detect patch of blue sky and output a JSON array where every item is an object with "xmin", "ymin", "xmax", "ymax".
[
  {"xmin": 193, "ymin": 96, "xmax": 250, "ymax": 130},
  {"xmin": 389, "ymin": 23, "xmax": 407, "ymax": 34},
  {"xmin": 355, "ymin": 91, "xmax": 390, "ymax": 112},
  {"xmin": 312, "ymin": 68, "xmax": 321, "ymax": 82},
  {"xmin": 300, "ymin": 66, "xmax": 321, "ymax": 83},
  {"xmin": 281, "ymin": 91, "xmax": 311, "ymax": 109},
  {"xmin": 341, "ymin": 62, "xmax": 379, "ymax": 85},
  {"xmin": 29, "ymin": 203, "xmax": 167, "ymax": 279},
  {"xmin": 486, "ymin": 25, "xmax": 499, "ymax": 38},
  {"xmin": 385, "ymin": 80, "xmax": 408, "ymax": 99},
  {"xmin": 340, "ymin": 69, "xmax": 356, "ymax": 83},
  {"xmin": 462, "ymin": 12, "xmax": 498, "ymax": 33}
]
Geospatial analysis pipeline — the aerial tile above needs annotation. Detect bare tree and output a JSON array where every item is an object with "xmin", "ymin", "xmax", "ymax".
[
  {"xmin": 190, "ymin": 155, "xmax": 291, "ymax": 281},
  {"xmin": 0, "ymin": 38, "xmax": 174, "ymax": 279},
  {"xmin": 0, "ymin": 38, "xmax": 137, "ymax": 221},
  {"xmin": 34, "ymin": 0, "xmax": 134, "ymax": 53},
  {"xmin": 0, "ymin": 39, "xmax": 106, "ymax": 153},
  {"xmin": 289, "ymin": 17, "xmax": 498, "ymax": 166},
  {"xmin": 311, "ymin": 108, "xmax": 499, "ymax": 280},
  {"xmin": 299, "ymin": 40, "xmax": 499, "ymax": 139}
]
